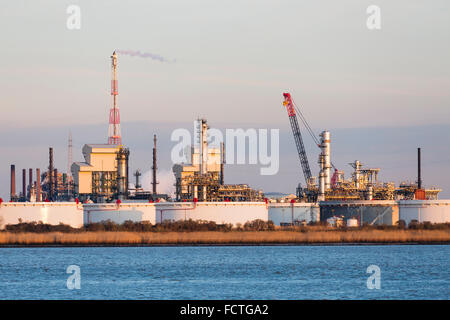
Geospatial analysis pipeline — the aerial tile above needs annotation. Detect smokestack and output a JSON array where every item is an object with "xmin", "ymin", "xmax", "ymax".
[
  {"xmin": 29, "ymin": 168, "xmax": 33, "ymax": 199},
  {"xmin": 49, "ymin": 147, "xmax": 53, "ymax": 201},
  {"xmin": 22, "ymin": 169, "xmax": 26, "ymax": 200},
  {"xmin": 220, "ymin": 142, "xmax": 225, "ymax": 185},
  {"xmin": 418, "ymin": 148, "xmax": 422, "ymax": 190},
  {"xmin": 10, "ymin": 164, "xmax": 16, "ymax": 201},
  {"xmin": 152, "ymin": 134, "xmax": 157, "ymax": 195},
  {"xmin": 36, "ymin": 168, "xmax": 41, "ymax": 202}
]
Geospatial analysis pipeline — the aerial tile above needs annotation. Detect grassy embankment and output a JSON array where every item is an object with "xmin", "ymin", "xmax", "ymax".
[
  {"xmin": 0, "ymin": 230, "xmax": 449, "ymax": 245},
  {"xmin": 0, "ymin": 220, "xmax": 449, "ymax": 245}
]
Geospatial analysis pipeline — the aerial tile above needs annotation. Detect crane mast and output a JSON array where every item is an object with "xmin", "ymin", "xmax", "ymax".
[{"xmin": 282, "ymin": 92, "xmax": 312, "ymax": 186}]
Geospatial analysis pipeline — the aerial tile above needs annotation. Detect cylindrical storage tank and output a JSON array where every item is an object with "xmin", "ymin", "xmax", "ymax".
[
  {"xmin": 399, "ymin": 200, "xmax": 450, "ymax": 224},
  {"xmin": 268, "ymin": 203, "xmax": 320, "ymax": 226},
  {"xmin": 346, "ymin": 218, "xmax": 358, "ymax": 227}
]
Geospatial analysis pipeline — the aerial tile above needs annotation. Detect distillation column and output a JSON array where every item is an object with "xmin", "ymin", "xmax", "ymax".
[
  {"xmin": 320, "ymin": 131, "xmax": 331, "ymax": 190},
  {"xmin": 117, "ymin": 148, "xmax": 130, "ymax": 200},
  {"xmin": 318, "ymin": 131, "xmax": 331, "ymax": 201},
  {"xmin": 199, "ymin": 119, "xmax": 208, "ymax": 201}
]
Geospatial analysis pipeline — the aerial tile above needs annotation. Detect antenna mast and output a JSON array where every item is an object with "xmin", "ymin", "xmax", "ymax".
[{"xmin": 108, "ymin": 51, "xmax": 122, "ymax": 145}]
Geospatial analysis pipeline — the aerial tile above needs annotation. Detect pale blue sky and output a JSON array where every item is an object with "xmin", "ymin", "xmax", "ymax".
[{"xmin": 0, "ymin": 1, "xmax": 449, "ymax": 199}]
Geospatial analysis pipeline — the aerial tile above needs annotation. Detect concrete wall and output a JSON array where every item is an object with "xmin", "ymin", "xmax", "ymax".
[
  {"xmin": 156, "ymin": 202, "xmax": 268, "ymax": 226},
  {"xmin": 320, "ymin": 201, "xmax": 399, "ymax": 226},
  {"xmin": 0, "ymin": 202, "xmax": 84, "ymax": 229},
  {"xmin": 83, "ymin": 203, "xmax": 156, "ymax": 225},
  {"xmin": 399, "ymin": 200, "xmax": 450, "ymax": 224},
  {"xmin": 268, "ymin": 203, "xmax": 320, "ymax": 225}
]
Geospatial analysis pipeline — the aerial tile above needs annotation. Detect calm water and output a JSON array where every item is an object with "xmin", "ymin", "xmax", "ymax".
[{"xmin": 0, "ymin": 245, "xmax": 448, "ymax": 299}]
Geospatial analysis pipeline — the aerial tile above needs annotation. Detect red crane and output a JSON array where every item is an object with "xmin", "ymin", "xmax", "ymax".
[{"xmin": 282, "ymin": 92, "xmax": 312, "ymax": 185}]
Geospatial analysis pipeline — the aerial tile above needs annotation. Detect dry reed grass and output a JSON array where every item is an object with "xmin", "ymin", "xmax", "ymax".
[{"xmin": 0, "ymin": 229, "xmax": 449, "ymax": 245}]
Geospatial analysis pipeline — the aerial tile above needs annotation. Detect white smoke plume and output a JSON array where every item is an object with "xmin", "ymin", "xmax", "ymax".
[
  {"xmin": 116, "ymin": 50, "xmax": 175, "ymax": 63},
  {"xmin": 141, "ymin": 169, "xmax": 175, "ymax": 197}
]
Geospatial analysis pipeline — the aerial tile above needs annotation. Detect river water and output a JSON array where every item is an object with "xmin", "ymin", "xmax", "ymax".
[{"xmin": 0, "ymin": 245, "xmax": 448, "ymax": 299}]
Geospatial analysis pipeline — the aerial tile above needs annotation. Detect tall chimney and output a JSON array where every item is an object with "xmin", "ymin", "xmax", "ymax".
[
  {"xmin": 49, "ymin": 147, "xmax": 54, "ymax": 201},
  {"xmin": 152, "ymin": 134, "xmax": 158, "ymax": 195},
  {"xmin": 220, "ymin": 142, "xmax": 225, "ymax": 185},
  {"xmin": 22, "ymin": 169, "xmax": 26, "ymax": 200},
  {"xmin": 418, "ymin": 147, "xmax": 422, "ymax": 190},
  {"xmin": 10, "ymin": 164, "xmax": 16, "ymax": 201},
  {"xmin": 29, "ymin": 168, "xmax": 33, "ymax": 199},
  {"xmin": 36, "ymin": 168, "xmax": 41, "ymax": 202}
]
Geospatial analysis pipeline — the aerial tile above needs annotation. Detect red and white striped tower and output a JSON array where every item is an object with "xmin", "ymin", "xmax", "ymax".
[{"xmin": 108, "ymin": 51, "xmax": 122, "ymax": 145}]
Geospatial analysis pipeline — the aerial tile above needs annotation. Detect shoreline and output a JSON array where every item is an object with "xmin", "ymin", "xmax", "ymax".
[
  {"xmin": 0, "ymin": 229, "xmax": 449, "ymax": 247},
  {"xmin": 0, "ymin": 242, "xmax": 449, "ymax": 248}
]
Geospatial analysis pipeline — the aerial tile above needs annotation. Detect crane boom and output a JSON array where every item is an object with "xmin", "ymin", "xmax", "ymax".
[{"xmin": 283, "ymin": 92, "xmax": 312, "ymax": 185}]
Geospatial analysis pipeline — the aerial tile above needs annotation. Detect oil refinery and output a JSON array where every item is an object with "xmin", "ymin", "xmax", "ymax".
[{"xmin": 1, "ymin": 51, "xmax": 449, "ymax": 229}]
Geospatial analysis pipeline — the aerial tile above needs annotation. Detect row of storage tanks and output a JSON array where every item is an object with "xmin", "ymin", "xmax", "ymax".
[{"xmin": 1, "ymin": 200, "xmax": 450, "ymax": 229}]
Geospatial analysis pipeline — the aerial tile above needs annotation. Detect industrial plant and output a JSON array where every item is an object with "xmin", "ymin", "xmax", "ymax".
[
  {"xmin": 173, "ymin": 119, "xmax": 265, "ymax": 202},
  {"xmin": 281, "ymin": 92, "xmax": 441, "ymax": 203},
  {"xmin": 1, "ymin": 51, "xmax": 449, "ymax": 229}
]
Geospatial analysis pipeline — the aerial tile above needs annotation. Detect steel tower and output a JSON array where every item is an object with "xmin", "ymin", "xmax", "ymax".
[{"xmin": 108, "ymin": 51, "xmax": 122, "ymax": 145}]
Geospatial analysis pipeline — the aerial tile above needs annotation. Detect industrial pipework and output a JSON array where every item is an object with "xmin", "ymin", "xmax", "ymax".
[
  {"xmin": 36, "ymin": 168, "xmax": 41, "ymax": 202},
  {"xmin": 54, "ymin": 168, "xmax": 58, "ymax": 200}
]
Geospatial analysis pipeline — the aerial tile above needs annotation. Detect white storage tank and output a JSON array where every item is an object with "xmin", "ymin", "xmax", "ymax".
[
  {"xmin": 0, "ymin": 202, "xmax": 84, "ymax": 229},
  {"xmin": 83, "ymin": 202, "xmax": 156, "ymax": 225},
  {"xmin": 346, "ymin": 218, "xmax": 358, "ymax": 227},
  {"xmin": 327, "ymin": 216, "xmax": 343, "ymax": 227},
  {"xmin": 399, "ymin": 200, "xmax": 450, "ymax": 224},
  {"xmin": 156, "ymin": 202, "xmax": 268, "ymax": 226},
  {"xmin": 268, "ymin": 203, "xmax": 320, "ymax": 226}
]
